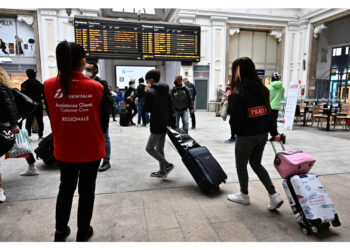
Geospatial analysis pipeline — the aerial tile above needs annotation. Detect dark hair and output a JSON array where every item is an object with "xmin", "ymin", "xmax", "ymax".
[
  {"xmin": 87, "ymin": 61, "xmax": 99, "ymax": 74},
  {"xmin": 26, "ymin": 69, "xmax": 36, "ymax": 79},
  {"xmin": 138, "ymin": 77, "xmax": 144, "ymax": 83},
  {"xmin": 230, "ymin": 57, "xmax": 271, "ymax": 114},
  {"xmin": 129, "ymin": 80, "xmax": 135, "ymax": 85},
  {"xmin": 56, "ymin": 41, "xmax": 85, "ymax": 97},
  {"xmin": 145, "ymin": 69, "xmax": 160, "ymax": 82}
]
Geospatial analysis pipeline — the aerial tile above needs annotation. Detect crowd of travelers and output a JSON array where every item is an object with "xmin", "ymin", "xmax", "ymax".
[{"xmin": 0, "ymin": 41, "xmax": 285, "ymax": 241}]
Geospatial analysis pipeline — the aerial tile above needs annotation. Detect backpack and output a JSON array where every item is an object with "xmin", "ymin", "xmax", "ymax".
[{"xmin": 173, "ymin": 88, "xmax": 189, "ymax": 111}]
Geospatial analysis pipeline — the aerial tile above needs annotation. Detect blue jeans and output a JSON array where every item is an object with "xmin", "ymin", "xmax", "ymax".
[
  {"xmin": 176, "ymin": 109, "xmax": 189, "ymax": 134},
  {"xmin": 137, "ymin": 99, "xmax": 149, "ymax": 125},
  {"xmin": 103, "ymin": 125, "xmax": 111, "ymax": 163},
  {"xmin": 116, "ymin": 101, "xmax": 121, "ymax": 113}
]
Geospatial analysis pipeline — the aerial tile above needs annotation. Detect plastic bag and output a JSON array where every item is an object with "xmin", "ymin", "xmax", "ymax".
[
  {"xmin": 219, "ymin": 101, "xmax": 228, "ymax": 121},
  {"xmin": 5, "ymin": 129, "xmax": 33, "ymax": 159}
]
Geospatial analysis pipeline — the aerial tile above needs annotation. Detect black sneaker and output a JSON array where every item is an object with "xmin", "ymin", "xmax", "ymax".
[
  {"xmin": 99, "ymin": 162, "xmax": 111, "ymax": 172},
  {"xmin": 76, "ymin": 226, "xmax": 94, "ymax": 242},
  {"xmin": 54, "ymin": 226, "xmax": 71, "ymax": 242},
  {"xmin": 130, "ymin": 121, "xmax": 136, "ymax": 126},
  {"xmin": 163, "ymin": 164, "xmax": 174, "ymax": 178},
  {"xmin": 150, "ymin": 171, "xmax": 165, "ymax": 178},
  {"xmin": 280, "ymin": 134, "xmax": 286, "ymax": 144}
]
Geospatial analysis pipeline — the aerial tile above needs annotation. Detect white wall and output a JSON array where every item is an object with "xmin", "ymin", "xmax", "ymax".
[{"xmin": 316, "ymin": 15, "xmax": 350, "ymax": 79}]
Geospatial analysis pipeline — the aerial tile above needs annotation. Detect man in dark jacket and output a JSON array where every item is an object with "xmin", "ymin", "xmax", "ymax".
[
  {"xmin": 124, "ymin": 80, "xmax": 138, "ymax": 126},
  {"xmin": 171, "ymin": 76, "xmax": 193, "ymax": 134},
  {"xmin": 21, "ymin": 69, "xmax": 44, "ymax": 139},
  {"xmin": 85, "ymin": 62, "xmax": 114, "ymax": 172},
  {"xmin": 143, "ymin": 69, "xmax": 175, "ymax": 178},
  {"xmin": 136, "ymin": 78, "xmax": 149, "ymax": 127},
  {"xmin": 183, "ymin": 77, "xmax": 196, "ymax": 129}
]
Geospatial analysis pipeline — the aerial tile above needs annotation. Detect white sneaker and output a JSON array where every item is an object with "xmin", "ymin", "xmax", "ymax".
[
  {"xmin": 227, "ymin": 192, "xmax": 250, "ymax": 205},
  {"xmin": 268, "ymin": 193, "xmax": 284, "ymax": 211},
  {"xmin": 0, "ymin": 188, "xmax": 6, "ymax": 203},
  {"xmin": 20, "ymin": 167, "xmax": 39, "ymax": 176}
]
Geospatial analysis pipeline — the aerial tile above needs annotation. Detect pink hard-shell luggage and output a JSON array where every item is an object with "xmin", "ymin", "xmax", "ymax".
[{"xmin": 270, "ymin": 140, "xmax": 315, "ymax": 179}]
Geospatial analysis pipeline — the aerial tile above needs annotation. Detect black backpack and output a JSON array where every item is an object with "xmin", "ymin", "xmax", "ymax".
[{"xmin": 34, "ymin": 133, "xmax": 56, "ymax": 166}]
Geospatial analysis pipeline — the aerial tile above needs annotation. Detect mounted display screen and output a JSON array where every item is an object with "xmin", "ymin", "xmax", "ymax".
[{"xmin": 74, "ymin": 17, "xmax": 200, "ymax": 62}]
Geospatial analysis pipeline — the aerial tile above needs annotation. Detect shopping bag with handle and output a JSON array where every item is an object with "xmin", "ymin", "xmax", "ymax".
[{"xmin": 5, "ymin": 129, "xmax": 33, "ymax": 159}]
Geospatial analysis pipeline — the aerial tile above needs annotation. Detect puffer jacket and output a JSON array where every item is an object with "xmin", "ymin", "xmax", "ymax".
[
  {"xmin": 0, "ymin": 82, "xmax": 20, "ymax": 126},
  {"xmin": 227, "ymin": 76, "xmax": 277, "ymax": 137},
  {"xmin": 143, "ymin": 82, "xmax": 175, "ymax": 134}
]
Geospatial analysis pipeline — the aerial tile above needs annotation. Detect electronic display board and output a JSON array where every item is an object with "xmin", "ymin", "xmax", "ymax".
[{"xmin": 74, "ymin": 17, "xmax": 200, "ymax": 62}]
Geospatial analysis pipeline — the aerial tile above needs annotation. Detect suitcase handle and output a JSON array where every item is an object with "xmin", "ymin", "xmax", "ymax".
[{"xmin": 269, "ymin": 138, "xmax": 285, "ymax": 155}]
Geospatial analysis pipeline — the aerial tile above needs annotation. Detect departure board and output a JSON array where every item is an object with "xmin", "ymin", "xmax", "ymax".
[{"xmin": 74, "ymin": 17, "xmax": 200, "ymax": 62}]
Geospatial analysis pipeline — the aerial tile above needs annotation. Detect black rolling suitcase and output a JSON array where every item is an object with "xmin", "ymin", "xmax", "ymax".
[
  {"xmin": 119, "ymin": 110, "xmax": 129, "ymax": 127},
  {"xmin": 34, "ymin": 133, "xmax": 56, "ymax": 166},
  {"xmin": 167, "ymin": 128, "xmax": 227, "ymax": 193}
]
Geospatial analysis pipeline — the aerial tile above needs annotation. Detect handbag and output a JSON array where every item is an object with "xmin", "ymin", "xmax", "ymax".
[
  {"xmin": 219, "ymin": 101, "xmax": 228, "ymax": 121},
  {"xmin": 5, "ymin": 129, "xmax": 33, "ymax": 159},
  {"xmin": 12, "ymin": 88, "xmax": 39, "ymax": 121},
  {"xmin": 0, "ymin": 125, "xmax": 16, "ymax": 157}
]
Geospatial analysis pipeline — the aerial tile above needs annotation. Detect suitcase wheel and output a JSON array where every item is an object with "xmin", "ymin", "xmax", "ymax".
[
  {"xmin": 302, "ymin": 227, "xmax": 310, "ymax": 235},
  {"xmin": 310, "ymin": 225, "xmax": 319, "ymax": 234}
]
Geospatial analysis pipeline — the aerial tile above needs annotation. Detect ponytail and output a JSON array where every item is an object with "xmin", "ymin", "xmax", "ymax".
[
  {"xmin": 55, "ymin": 41, "xmax": 86, "ymax": 98},
  {"xmin": 56, "ymin": 41, "xmax": 72, "ymax": 98}
]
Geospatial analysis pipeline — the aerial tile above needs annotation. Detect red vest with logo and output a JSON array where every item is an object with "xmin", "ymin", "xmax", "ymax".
[{"xmin": 44, "ymin": 71, "xmax": 105, "ymax": 162}]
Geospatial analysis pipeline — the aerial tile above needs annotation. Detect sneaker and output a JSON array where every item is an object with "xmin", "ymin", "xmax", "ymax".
[
  {"xmin": 130, "ymin": 121, "xmax": 136, "ymax": 126},
  {"xmin": 227, "ymin": 192, "xmax": 250, "ymax": 205},
  {"xmin": 280, "ymin": 134, "xmax": 286, "ymax": 144},
  {"xmin": 20, "ymin": 167, "xmax": 39, "ymax": 176},
  {"xmin": 150, "ymin": 171, "xmax": 165, "ymax": 178},
  {"xmin": 191, "ymin": 126, "xmax": 196, "ymax": 129},
  {"xmin": 224, "ymin": 138, "xmax": 236, "ymax": 143},
  {"xmin": 54, "ymin": 226, "xmax": 71, "ymax": 242},
  {"xmin": 268, "ymin": 193, "xmax": 284, "ymax": 211},
  {"xmin": 76, "ymin": 226, "xmax": 94, "ymax": 242},
  {"xmin": 98, "ymin": 162, "xmax": 111, "ymax": 172},
  {"xmin": 0, "ymin": 188, "xmax": 6, "ymax": 203},
  {"xmin": 162, "ymin": 164, "xmax": 174, "ymax": 178}
]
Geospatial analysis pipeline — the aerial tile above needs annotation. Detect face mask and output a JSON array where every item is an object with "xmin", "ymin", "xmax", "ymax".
[
  {"xmin": 85, "ymin": 71, "xmax": 93, "ymax": 78},
  {"xmin": 147, "ymin": 84, "xmax": 151, "ymax": 88},
  {"xmin": 130, "ymin": 84, "xmax": 135, "ymax": 88},
  {"xmin": 174, "ymin": 81, "xmax": 178, "ymax": 86}
]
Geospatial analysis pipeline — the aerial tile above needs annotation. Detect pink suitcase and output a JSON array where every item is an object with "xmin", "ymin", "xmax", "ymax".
[{"xmin": 270, "ymin": 141, "xmax": 316, "ymax": 179}]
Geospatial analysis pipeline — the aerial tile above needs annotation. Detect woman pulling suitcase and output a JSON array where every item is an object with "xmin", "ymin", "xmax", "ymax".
[{"xmin": 226, "ymin": 57, "xmax": 284, "ymax": 211}]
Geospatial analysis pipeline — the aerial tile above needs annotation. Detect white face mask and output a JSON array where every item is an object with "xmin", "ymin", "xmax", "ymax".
[
  {"xmin": 147, "ymin": 83, "xmax": 152, "ymax": 88},
  {"xmin": 130, "ymin": 84, "xmax": 135, "ymax": 88},
  {"xmin": 85, "ymin": 71, "xmax": 93, "ymax": 78}
]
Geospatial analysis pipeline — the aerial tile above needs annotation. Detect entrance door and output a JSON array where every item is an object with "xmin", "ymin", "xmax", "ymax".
[
  {"xmin": 194, "ymin": 80, "xmax": 208, "ymax": 109},
  {"xmin": 193, "ymin": 65, "xmax": 209, "ymax": 110}
]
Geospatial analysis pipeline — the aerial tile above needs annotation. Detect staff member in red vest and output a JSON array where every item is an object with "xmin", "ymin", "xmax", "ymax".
[
  {"xmin": 226, "ymin": 57, "xmax": 284, "ymax": 212},
  {"xmin": 44, "ymin": 41, "xmax": 106, "ymax": 242}
]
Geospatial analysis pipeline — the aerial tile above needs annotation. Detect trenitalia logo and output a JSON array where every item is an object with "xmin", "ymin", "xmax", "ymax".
[{"xmin": 54, "ymin": 89, "xmax": 64, "ymax": 98}]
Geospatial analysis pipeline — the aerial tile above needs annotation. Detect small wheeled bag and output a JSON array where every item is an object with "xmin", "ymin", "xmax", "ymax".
[
  {"xmin": 270, "ymin": 140, "xmax": 315, "ymax": 178},
  {"xmin": 283, "ymin": 173, "xmax": 341, "ymax": 235},
  {"xmin": 34, "ymin": 133, "xmax": 56, "ymax": 166}
]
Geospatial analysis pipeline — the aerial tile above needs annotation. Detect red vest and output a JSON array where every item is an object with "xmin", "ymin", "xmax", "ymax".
[{"xmin": 44, "ymin": 71, "xmax": 105, "ymax": 162}]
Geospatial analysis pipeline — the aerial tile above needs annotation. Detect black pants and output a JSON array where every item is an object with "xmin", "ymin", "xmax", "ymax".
[
  {"xmin": 55, "ymin": 160, "xmax": 100, "ymax": 233},
  {"xmin": 271, "ymin": 110, "xmax": 279, "ymax": 134},
  {"xmin": 111, "ymin": 103, "xmax": 117, "ymax": 121},
  {"xmin": 235, "ymin": 133, "xmax": 276, "ymax": 195},
  {"xmin": 127, "ymin": 101, "xmax": 138, "ymax": 123},
  {"xmin": 190, "ymin": 111, "xmax": 196, "ymax": 128},
  {"xmin": 26, "ymin": 104, "xmax": 44, "ymax": 137}
]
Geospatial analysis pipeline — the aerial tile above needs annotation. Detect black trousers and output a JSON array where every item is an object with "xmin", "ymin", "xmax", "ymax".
[
  {"xmin": 235, "ymin": 134, "xmax": 276, "ymax": 195},
  {"xmin": 55, "ymin": 160, "xmax": 100, "ymax": 233},
  {"xmin": 271, "ymin": 110, "xmax": 279, "ymax": 134},
  {"xmin": 190, "ymin": 111, "xmax": 196, "ymax": 128},
  {"xmin": 26, "ymin": 104, "xmax": 44, "ymax": 137},
  {"xmin": 127, "ymin": 101, "xmax": 138, "ymax": 123}
]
